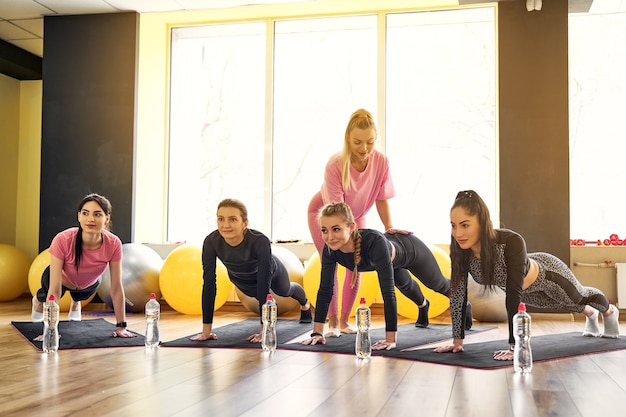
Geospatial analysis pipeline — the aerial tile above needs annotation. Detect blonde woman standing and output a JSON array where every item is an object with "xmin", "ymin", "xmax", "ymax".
[{"xmin": 307, "ymin": 109, "xmax": 410, "ymax": 336}]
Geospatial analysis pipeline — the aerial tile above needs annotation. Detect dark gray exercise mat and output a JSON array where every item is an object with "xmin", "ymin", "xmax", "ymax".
[
  {"xmin": 12, "ymin": 318, "xmax": 145, "ymax": 350},
  {"xmin": 383, "ymin": 331, "xmax": 626, "ymax": 369},
  {"xmin": 160, "ymin": 318, "xmax": 311, "ymax": 348},
  {"xmin": 278, "ymin": 323, "xmax": 496, "ymax": 356}
]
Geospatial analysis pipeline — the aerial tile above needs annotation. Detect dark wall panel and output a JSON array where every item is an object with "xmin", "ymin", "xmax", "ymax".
[
  {"xmin": 498, "ymin": 0, "xmax": 570, "ymax": 263},
  {"xmin": 0, "ymin": 39, "xmax": 42, "ymax": 80},
  {"xmin": 40, "ymin": 12, "xmax": 137, "ymax": 250}
]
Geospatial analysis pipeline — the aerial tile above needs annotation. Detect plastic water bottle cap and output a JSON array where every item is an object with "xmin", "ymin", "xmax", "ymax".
[
  {"xmin": 266, "ymin": 294, "xmax": 273, "ymax": 301},
  {"xmin": 49, "ymin": 294, "xmax": 56, "ymax": 301},
  {"xmin": 518, "ymin": 302, "xmax": 526, "ymax": 312},
  {"xmin": 150, "ymin": 293, "xmax": 156, "ymax": 300},
  {"xmin": 360, "ymin": 297, "xmax": 366, "ymax": 305}
]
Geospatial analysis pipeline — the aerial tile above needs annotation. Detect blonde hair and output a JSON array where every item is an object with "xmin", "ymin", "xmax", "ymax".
[
  {"xmin": 340, "ymin": 109, "xmax": 377, "ymax": 191},
  {"xmin": 319, "ymin": 202, "xmax": 361, "ymax": 287}
]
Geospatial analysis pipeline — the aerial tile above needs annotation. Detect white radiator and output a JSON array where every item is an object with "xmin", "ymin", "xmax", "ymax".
[{"xmin": 617, "ymin": 263, "xmax": 626, "ymax": 309}]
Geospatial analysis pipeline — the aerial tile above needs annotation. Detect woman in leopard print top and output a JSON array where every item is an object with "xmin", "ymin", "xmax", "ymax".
[{"xmin": 434, "ymin": 190, "xmax": 620, "ymax": 361}]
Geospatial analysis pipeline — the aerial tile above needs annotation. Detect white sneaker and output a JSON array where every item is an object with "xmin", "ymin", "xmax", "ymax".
[
  {"xmin": 340, "ymin": 324, "xmax": 357, "ymax": 334},
  {"xmin": 324, "ymin": 327, "xmax": 341, "ymax": 338},
  {"xmin": 582, "ymin": 309, "xmax": 600, "ymax": 337},
  {"xmin": 31, "ymin": 296, "xmax": 43, "ymax": 322},
  {"xmin": 68, "ymin": 301, "xmax": 82, "ymax": 321},
  {"xmin": 602, "ymin": 305, "xmax": 620, "ymax": 339}
]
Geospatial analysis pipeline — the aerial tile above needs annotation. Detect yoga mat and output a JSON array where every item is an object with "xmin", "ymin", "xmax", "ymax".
[
  {"xmin": 160, "ymin": 318, "xmax": 311, "ymax": 348},
  {"xmin": 279, "ymin": 323, "xmax": 496, "ymax": 356},
  {"xmin": 384, "ymin": 332, "xmax": 626, "ymax": 369},
  {"xmin": 12, "ymin": 318, "xmax": 145, "ymax": 350}
]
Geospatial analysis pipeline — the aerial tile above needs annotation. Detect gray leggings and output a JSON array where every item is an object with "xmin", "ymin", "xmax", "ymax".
[{"xmin": 522, "ymin": 252, "xmax": 609, "ymax": 314}]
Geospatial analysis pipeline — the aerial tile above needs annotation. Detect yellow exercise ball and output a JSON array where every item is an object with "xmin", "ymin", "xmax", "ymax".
[
  {"xmin": 159, "ymin": 244, "xmax": 232, "ymax": 315},
  {"xmin": 395, "ymin": 244, "xmax": 451, "ymax": 320},
  {"xmin": 235, "ymin": 245, "xmax": 304, "ymax": 315},
  {"xmin": 0, "ymin": 244, "xmax": 30, "ymax": 302},
  {"xmin": 303, "ymin": 252, "xmax": 379, "ymax": 317},
  {"xmin": 27, "ymin": 248, "xmax": 96, "ymax": 311}
]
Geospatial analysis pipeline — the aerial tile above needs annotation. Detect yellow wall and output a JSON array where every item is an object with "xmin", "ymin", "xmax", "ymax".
[
  {"xmin": 16, "ymin": 81, "xmax": 42, "ymax": 260},
  {"xmin": 0, "ymin": 74, "xmax": 20, "ymax": 245},
  {"xmin": 0, "ymin": 75, "xmax": 41, "ymax": 260}
]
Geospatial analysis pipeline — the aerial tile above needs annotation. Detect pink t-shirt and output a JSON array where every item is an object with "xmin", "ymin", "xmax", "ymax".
[
  {"xmin": 49, "ymin": 227, "xmax": 123, "ymax": 289},
  {"xmin": 320, "ymin": 150, "xmax": 395, "ymax": 220}
]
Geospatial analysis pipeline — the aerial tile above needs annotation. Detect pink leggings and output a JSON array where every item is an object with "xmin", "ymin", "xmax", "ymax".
[{"xmin": 308, "ymin": 193, "xmax": 365, "ymax": 318}]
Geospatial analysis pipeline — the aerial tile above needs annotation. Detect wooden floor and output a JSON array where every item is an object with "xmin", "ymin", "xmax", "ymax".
[{"xmin": 1, "ymin": 296, "xmax": 626, "ymax": 417}]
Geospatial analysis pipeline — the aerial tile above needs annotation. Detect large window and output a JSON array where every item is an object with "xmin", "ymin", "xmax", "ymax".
[
  {"xmin": 168, "ymin": 7, "xmax": 497, "ymax": 245},
  {"xmin": 168, "ymin": 23, "xmax": 266, "ymax": 244},
  {"xmin": 386, "ymin": 8, "xmax": 497, "ymax": 243},
  {"xmin": 569, "ymin": 4, "xmax": 626, "ymax": 241},
  {"xmin": 272, "ymin": 16, "xmax": 378, "ymax": 240}
]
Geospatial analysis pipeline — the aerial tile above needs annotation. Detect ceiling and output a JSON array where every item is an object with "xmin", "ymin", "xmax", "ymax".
[
  {"xmin": 0, "ymin": 0, "xmax": 623, "ymax": 59},
  {"xmin": 0, "ymin": 0, "xmax": 326, "ymax": 58}
]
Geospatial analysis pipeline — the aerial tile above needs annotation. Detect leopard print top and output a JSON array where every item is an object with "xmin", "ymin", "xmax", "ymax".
[{"xmin": 451, "ymin": 229, "xmax": 530, "ymax": 343}]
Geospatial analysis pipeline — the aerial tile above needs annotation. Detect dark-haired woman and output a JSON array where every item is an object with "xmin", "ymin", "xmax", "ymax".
[
  {"xmin": 434, "ymin": 190, "xmax": 619, "ymax": 361},
  {"xmin": 32, "ymin": 193, "xmax": 136, "ymax": 338},
  {"xmin": 301, "ymin": 202, "xmax": 469, "ymax": 350}
]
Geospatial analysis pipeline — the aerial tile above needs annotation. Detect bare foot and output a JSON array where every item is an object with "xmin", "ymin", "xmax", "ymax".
[{"xmin": 189, "ymin": 332, "xmax": 217, "ymax": 341}]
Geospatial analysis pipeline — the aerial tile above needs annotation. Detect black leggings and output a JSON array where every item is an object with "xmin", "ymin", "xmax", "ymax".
[
  {"xmin": 35, "ymin": 266, "xmax": 101, "ymax": 303},
  {"xmin": 268, "ymin": 259, "xmax": 307, "ymax": 305},
  {"xmin": 234, "ymin": 259, "xmax": 307, "ymax": 305},
  {"xmin": 385, "ymin": 233, "xmax": 451, "ymax": 322},
  {"xmin": 229, "ymin": 256, "xmax": 308, "ymax": 321}
]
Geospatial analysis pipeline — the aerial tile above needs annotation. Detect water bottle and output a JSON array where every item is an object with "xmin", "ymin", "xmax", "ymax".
[
  {"xmin": 261, "ymin": 294, "xmax": 277, "ymax": 352},
  {"xmin": 355, "ymin": 297, "xmax": 371, "ymax": 359},
  {"xmin": 42, "ymin": 294, "xmax": 60, "ymax": 353},
  {"xmin": 513, "ymin": 302, "xmax": 532, "ymax": 374},
  {"xmin": 145, "ymin": 293, "xmax": 160, "ymax": 348}
]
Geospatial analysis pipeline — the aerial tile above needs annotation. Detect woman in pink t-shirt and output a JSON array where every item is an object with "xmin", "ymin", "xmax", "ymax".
[
  {"xmin": 31, "ymin": 193, "xmax": 136, "ymax": 338},
  {"xmin": 307, "ymin": 109, "xmax": 412, "ymax": 336}
]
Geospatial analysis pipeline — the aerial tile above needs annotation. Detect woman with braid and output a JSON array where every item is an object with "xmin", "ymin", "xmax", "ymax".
[
  {"xmin": 31, "ymin": 193, "xmax": 136, "ymax": 338},
  {"xmin": 434, "ymin": 190, "xmax": 619, "ymax": 361},
  {"xmin": 301, "ymin": 202, "xmax": 470, "ymax": 350},
  {"xmin": 307, "ymin": 109, "xmax": 411, "ymax": 337}
]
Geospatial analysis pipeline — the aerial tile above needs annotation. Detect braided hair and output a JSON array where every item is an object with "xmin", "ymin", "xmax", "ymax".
[{"xmin": 318, "ymin": 202, "xmax": 361, "ymax": 288}]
